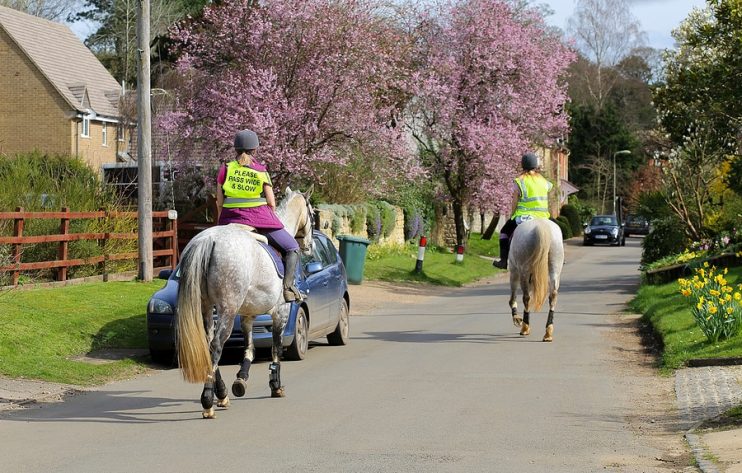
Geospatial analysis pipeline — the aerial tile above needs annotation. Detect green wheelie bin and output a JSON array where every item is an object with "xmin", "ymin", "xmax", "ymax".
[{"xmin": 336, "ymin": 235, "xmax": 371, "ymax": 285}]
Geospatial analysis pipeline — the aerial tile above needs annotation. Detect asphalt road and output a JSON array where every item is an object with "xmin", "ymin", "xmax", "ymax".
[{"xmin": 0, "ymin": 237, "xmax": 679, "ymax": 472}]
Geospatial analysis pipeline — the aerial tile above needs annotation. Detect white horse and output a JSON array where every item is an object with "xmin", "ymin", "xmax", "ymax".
[
  {"xmin": 175, "ymin": 188, "xmax": 314, "ymax": 418},
  {"xmin": 507, "ymin": 218, "xmax": 564, "ymax": 342}
]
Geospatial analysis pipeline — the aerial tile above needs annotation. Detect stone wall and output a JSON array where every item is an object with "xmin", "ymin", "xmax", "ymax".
[{"xmin": 316, "ymin": 205, "xmax": 406, "ymax": 248}]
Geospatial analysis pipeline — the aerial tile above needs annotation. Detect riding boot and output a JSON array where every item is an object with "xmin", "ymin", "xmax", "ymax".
[
  {"xmin": 283, "ymin": 250, "xmax": 303, "ymax": 302},
  {"xmin": 493, "ymin": 238, "xmax": 509, "ymax": 269}
]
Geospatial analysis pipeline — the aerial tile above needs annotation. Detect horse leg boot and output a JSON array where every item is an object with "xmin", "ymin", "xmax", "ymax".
[
  {"xmin": 543, "ymin": 310, "xmax": 555, "ymax": 342},
  {"xmin": 493, "ymin": 238, "xmax": 509, "ymax": 269},
  {"xmin": 270, "ymin": 326, "xmax": 285, "ymax": 398},
  {"xmin": 201, "ymin": 375, "xmax": 216, "ymax": 419},
  {"xmin": 520, "ymin": 311, "xmax": 531, "ymax": 336},
  {"xmin": 215, "ymin": 368, "xmax": 230, "ymax": 408},
  {"xmin": 283, "ymin": 250, "xmax": 303, "ymax": 302}
]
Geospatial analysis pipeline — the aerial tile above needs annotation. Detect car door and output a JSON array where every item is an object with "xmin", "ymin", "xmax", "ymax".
[
  {"xmin": 314, "ymin": 234, "xmax": 344, "ymax": 325},
  {"xmin": 303, "ymin": 235, "xmax": 333, "ymax": 334}
]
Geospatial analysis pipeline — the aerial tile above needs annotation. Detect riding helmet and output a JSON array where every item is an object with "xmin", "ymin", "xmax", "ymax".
[
  {"xmin": 234, "ymin": 129, "xmax": 260, "ymax": 152},
  {"xmin": 521, "ymin": 152, "xmax": 539, "ymax": 170}
]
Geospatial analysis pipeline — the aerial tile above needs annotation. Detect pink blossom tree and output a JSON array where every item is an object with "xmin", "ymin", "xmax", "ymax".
[
  {"xmin": 160, "ymin": 0, "xmax": 420, "ymax": 194},
  {"xmin": 407, "ymin": 0, "xmax": 574, "ymax": 245}
]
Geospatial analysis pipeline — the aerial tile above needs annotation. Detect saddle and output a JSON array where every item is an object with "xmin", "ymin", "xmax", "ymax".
[{"xmin": 228, "ymin": 223, "xmax": 284, "ymax": 278}]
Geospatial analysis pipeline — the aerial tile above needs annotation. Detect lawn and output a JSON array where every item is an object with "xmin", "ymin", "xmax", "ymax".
[{"xmin": 630, "ymin": 266, "xmax": 742, "ymax": 370}]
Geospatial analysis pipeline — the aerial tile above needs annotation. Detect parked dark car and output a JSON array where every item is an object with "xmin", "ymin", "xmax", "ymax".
[
  {"xmin": 583, "ymin": 214, "xmax": 625, "ymax": 246},
  {"xmin": 624, "ymin": 215, "xmax": 650, "ymax": 237},
  {"xmin": 146, "ymin": 230, "xmax": 350, "ymax": 364}
]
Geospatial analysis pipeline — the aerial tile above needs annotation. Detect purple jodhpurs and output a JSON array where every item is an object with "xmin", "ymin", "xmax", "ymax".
[{"xmin": 258, "ymin": 227, "xmax": 299, "ymax": 256}]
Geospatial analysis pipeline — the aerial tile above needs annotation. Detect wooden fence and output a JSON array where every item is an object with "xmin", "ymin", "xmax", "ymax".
[{"xmin": 0, "ymin": 207, "xmax": 178, "ymax": 286}]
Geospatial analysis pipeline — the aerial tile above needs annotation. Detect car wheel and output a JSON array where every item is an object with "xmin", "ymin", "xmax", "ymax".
[
  {"xmin": 621, "ymin": 237, "xmax": 626, "ymax": 246},
  {"xmin": 327, "ymin": 298, "xmax": 350, "ymax": 346},
  {"xmin": 284, "ymin": 307, "xmax": 308, "ymax": 361},
  {"xmin": 150, "ymin": 349, "xmax": 176, "ymax": 366}
]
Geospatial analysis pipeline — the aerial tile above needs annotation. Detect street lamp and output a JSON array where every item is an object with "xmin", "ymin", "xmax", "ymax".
[{"xmin": 613, "ymin": 150, "xmax": 631, "ymax": 215}]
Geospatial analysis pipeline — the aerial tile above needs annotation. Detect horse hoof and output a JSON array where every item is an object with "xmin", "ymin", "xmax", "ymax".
[
  {"xmin": 512, "ymin": 317, "xmax": 523, "ymax": 327},
  {"xmin": 232, "ymin": 378, "xmax": 247, "ymax": 398},
  {"xmin": 543, "ymin": 324, "xmax": 554, "ymax": 342},
  {"xmin": 271, "ymin": 387, "xmax": 286, "ymax": 398},
  {"xmin": 520, "ymin": 323, "xmax": 530, "ymax": 336},
  {"xmin": 202, "ymin": 407, "xmax": 215, "ymax": 419},
  {"xmin": 217, "ymin": 397, "xmax": 230, "ymax": 408}
]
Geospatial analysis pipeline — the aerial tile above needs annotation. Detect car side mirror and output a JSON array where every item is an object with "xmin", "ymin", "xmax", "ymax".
[
  {"xmin": 305, "ymin": 261, "xmax": 323, "ymax": 274},
  {"xmin": 158, "ymin": 269, "xmax": 173, "ymax": 280}
]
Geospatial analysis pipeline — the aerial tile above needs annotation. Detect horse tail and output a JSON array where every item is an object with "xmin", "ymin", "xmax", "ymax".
[
  {"xmin": 528, "ymin": 222, "xmax": 551, "ymax": 311},
  {"xmin": 176, "ymin": 235, "xmax": 214, "ymax": 383}
]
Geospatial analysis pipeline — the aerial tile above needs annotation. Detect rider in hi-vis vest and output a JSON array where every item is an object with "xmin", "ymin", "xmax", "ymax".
[
  {"xmin": 216, "ymin": 129, "xmax": 304, "ymax": 302},
  {"xmin": 492, "ymin": 152, "xmax": 553, "ymax": 270}
]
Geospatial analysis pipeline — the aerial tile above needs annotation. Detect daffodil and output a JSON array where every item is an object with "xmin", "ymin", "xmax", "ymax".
[
  {"xmin": 735, "ymin": 292, "xmax": 741, "ymax": 301},
  {"xmin": 681, "ymin": 289, "xmax": 691, "ymax": 297}
]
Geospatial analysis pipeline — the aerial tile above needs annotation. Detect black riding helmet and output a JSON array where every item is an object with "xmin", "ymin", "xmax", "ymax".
[
  {"xmin": 234, "ymin": 129, "xmax": 259, "ymax": 152},
  {"xmin": 521, "ymin": 152, "xmax": 539, "ymax": 170}
]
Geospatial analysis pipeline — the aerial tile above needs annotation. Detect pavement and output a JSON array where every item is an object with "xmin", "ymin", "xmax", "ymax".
[{"xmin": 1, "ymin": 281, "xmax": 741, "ymax": 472}]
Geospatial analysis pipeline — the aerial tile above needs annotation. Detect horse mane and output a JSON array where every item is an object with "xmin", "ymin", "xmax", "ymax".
[{"xmin": 275, "ymin": 189, "xmax": 301, "ymax": 220}]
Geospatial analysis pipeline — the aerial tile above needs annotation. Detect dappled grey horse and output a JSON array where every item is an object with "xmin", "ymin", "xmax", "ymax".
[
  {"xmin": 507, "ymin": 218, "xmax": 564, "ymax": 342},
  {"xmin": 175, "ymin": 188, "xmax": 314, "ymax": 418}
]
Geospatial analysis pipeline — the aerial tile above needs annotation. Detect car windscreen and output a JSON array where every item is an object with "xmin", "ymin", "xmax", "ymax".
[{"xmin": 591, "ymin": 216, "xmax": 617, "ymax": 226}]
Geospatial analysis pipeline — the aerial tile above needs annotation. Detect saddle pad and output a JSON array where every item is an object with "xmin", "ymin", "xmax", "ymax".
[{"xmin": 257, "ymin": 241, "xmax": 284, "ymax": 279}]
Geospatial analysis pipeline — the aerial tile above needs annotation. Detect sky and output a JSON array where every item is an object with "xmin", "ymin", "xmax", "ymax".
[
  {"xmin": 68, "ymin": 0, "xmax": 708, "ymax": 51},
  {"xmin": 540, "ymin": 0, "xmax": 708, "ymax": 50}
]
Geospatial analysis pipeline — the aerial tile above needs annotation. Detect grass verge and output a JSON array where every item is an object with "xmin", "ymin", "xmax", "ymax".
[
  {"xmin": 0, "ymin": 279, "xmax": 164, "ymax": 385},
  {"xmin": 364, "ymin": 234, "xmax": 502, "ymax": 286},
  {"xmin": 629, "ymin": 266, "xmax": 742, "ymax": 371}
]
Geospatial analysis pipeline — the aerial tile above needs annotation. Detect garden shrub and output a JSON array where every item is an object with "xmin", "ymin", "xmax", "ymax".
[
  {"xmin": 365, "ymin": 204, "xmax": 382, "ymax": 240},
  {"xmin": 552, "ymin": 217, "xmax": 571, "ymax": 240},
  {"xmin": 641, "ymin": 216, "xmax": 689, "ymax": 267},
  {"xmin": 560, "ymin": 204, "xmax": 582, "ymax": 236},
  {"xmin": 377, "ymin": 201, "xmax": 396, "ymax": 237}
]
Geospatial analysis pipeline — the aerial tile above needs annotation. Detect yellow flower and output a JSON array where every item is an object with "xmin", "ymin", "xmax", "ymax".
[
  {"xmin": 723, "ymin": 268, "xmax": 728, "ymax": 275},
  {"xmin": 709, "ymin": 289, "xmax": 720, "ymax": 297},
  {"xmin": 699, "ymin": 268, "xmax": 706, "ymax": 277},
  {"xmin": 724, "ymin": 293, "xmax": 732, "ymax": 302},
  {"xmin": 697, "ymin": 302, "xmax": 704, "ymax": 310},
  {"xmin": 699, "ymin": 296, "xmax": 705, "ymax": 304},
  {"xmin": 709, "ymin": 306, "xmax": 718, "ymax": 314},
  {"xmin": 735, "ymin": 293, "xmax": 741, "ymax": 301},
  {"xmin": 681, "ymin": 289, "xmax": 691, "ymax": 297},
  {"xmin": 727, "ymin": 307, "xmax": 734, "ymax": 315},
  {"xmin": 703, "ymin": 262, "xmax": 709, "ymax": 268}
]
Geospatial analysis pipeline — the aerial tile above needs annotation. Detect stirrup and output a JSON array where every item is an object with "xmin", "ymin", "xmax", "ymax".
[
  {"xmin": 284, "ymin": 286, "xmax": 303, "ymax": 302},
  {"xmin": 493, "ymin": 259, "xmax": 507, "ymax": 269}
]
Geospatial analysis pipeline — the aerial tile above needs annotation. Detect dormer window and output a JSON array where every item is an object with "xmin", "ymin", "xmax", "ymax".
[{"xmin": 81, "ymin": 113, "xmax": 91, "ymax": 138}]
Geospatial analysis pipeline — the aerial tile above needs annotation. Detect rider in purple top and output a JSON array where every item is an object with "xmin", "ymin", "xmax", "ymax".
[{"xmin": 216, "ymin": 129, "xmax": 303, "ymax": 302}]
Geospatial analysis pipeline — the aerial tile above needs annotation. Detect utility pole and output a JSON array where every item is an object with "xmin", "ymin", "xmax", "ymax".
[{"xmin": 137, "ymin": 0, "xmax": 153, "ymax": 281}]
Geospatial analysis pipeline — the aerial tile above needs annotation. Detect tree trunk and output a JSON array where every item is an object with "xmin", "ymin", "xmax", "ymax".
[
  {"xmin": 481, "ymin": 214, "xmax": 499, "ymax": 240},
  {"xmin": 452, "ymin": 198, "xmax": 467, "ymax": 248}
]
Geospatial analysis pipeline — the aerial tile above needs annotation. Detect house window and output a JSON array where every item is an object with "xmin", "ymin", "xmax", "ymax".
[
  {"xmin": 102, "ymin": 122, "xmax": 107, "ymax": 146},
  {"xmin": 81, "ymin": 115, "xmax": 90, "ymax": 138}
]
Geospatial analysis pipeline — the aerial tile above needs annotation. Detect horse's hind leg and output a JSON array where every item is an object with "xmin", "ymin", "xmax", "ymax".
[
  {"xmin": 543, "ymin": 286, "xmax": 558, "ymax": 342},
  {"xmin": 509, "ymin": 270, "xmax": 522, "ymax": 327},
  {"xmin": 520, "ymin": 276, "xmax": 531, "ymax": 336},
  {"xmin": 269, "ymin": 313, "xmax": 286, "ymax": 398},
  {"xmin": 232, "ymin": 316, "xmax": 255, "ymax": 398},
  {"xmin": 202, "ymin": 315, "xmax": 233, "ymax": 418}
]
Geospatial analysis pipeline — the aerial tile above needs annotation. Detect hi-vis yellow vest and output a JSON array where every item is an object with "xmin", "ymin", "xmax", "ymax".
[
  {"xmin": 222, "ymin": 160, "xmax": 272, "ymax": 208},
  {"xmin": 512, "ymin": 174, "xmax": 552, "ymax": 219}
]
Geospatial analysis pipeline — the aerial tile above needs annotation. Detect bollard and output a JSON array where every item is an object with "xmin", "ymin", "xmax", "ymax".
[
  {"xmin": 455, "ymin": 244, "xmax": 464, "ymax": 263},
  {"xmin": 414, "ymin": 235, "xmax": 427, "ymax": 273}
]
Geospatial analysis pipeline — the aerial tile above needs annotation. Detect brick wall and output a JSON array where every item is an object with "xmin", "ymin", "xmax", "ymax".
[
  {"xmin": 0, "ymin": 30, "xmax": 119, "ymax": 171},
  {"xmin": 0, "ymin": 29, "xmax": 70, "ymax": 156}
]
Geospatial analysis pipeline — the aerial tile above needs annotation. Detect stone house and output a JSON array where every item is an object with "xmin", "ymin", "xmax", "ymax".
[{"xmin": 0, "ymin": 6, "xmax": 130, "ymax": 176}]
